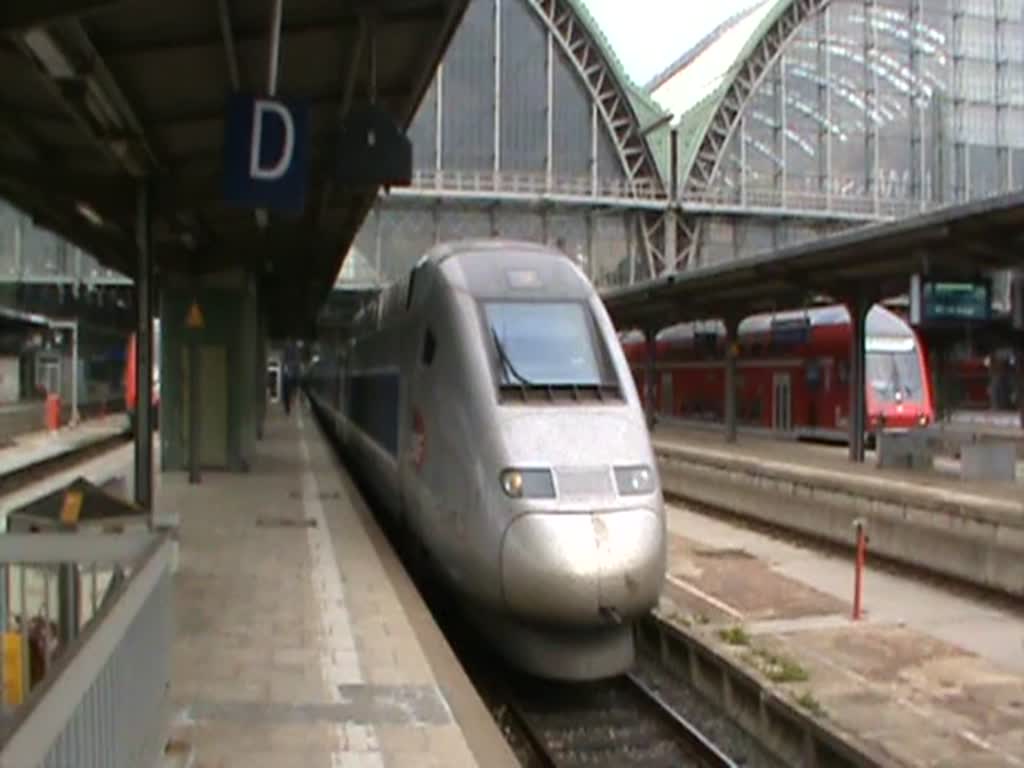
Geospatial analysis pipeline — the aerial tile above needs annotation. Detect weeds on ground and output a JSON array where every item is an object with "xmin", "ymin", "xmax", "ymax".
[
  {"xmin": 718, "ymin": 625, "xmax": 751, "ymax": 646},
  {"xmin": 794, "ymin": 691, "xmax": 826, "ymax": 717},
  {"xmin": 745, "ymin": 648, "xmax": 809, "ymax": 683}
]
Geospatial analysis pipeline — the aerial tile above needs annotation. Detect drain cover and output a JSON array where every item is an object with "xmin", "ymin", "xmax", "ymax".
[
  {"xmin": 693, "ymin": 547, "xmax": 754, "ymax": 559},
  {"xmin": 288, "ymin": 491, "xmax": 340, "ymax": 500},
  {"xmin": 255, "ymin": 517, "xmax": 317, "ymax": 528}
]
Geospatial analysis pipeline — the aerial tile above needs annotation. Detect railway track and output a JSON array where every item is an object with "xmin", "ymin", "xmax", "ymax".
[
  {"xmin": 0, "ymin": 432, "xmax": 131, "ymax": 498},
  {"xmin": 501, "ymin": 671, "xmax": 739, "ymax": 768},
  {"xmin": 313, "ymin": 404, "xmax": 757, "ymax": 768}
]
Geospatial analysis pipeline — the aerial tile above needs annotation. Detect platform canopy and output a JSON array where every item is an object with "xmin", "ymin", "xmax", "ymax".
[
  {"xmin": 604, "ymin": 190, "xmax": 1024, "ymax": 332},
  {"xmin": 0, "ymin": 0, "xmax": 468, "ymax": 335}
]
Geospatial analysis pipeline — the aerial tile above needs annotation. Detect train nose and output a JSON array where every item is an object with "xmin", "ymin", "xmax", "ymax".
[{"xmin": 500, "ymin": 509, "xmax": 665, "ymax": 627}]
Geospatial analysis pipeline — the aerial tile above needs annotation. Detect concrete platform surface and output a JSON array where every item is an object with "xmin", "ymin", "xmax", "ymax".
[
  {"xmin": 661, "ymin": 502, "xmax": 1024, "ymax": 767},
  {"xmin": 652, "ymin": 422, "xmax": 1023, "ymax": 507},
  {"xmin": 0, "ymin": 413, "xmax": 129, "ymax": 477},
  {"xmin": 164, "ymin": 402, "xmax": 518, "ymax": 768}
]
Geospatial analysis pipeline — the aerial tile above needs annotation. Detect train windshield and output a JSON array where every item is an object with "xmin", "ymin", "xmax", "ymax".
[
  {"xmin": 484, "ymin": 301, "xmax": 615, "ymax": 388},
  {"xmin": 866, "ymin": 350, "xmax": 924, "ymax": 403}
]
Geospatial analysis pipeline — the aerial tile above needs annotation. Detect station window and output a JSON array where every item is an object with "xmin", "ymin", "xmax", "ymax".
[{"xmin": 422, "ymin": 329, "xmax": 436, "ymax": 367}]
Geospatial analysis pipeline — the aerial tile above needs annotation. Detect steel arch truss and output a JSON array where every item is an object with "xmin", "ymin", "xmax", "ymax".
[
  {"xmin": 687, "ymin": 0, "xmax": 829, "ymax": 195},
  {"xmin": 530, "ymin": 0, "xmax": 664, "ymax": 194},
  {"xmin": 523, "ymin": 0, "xmax": 670, "ymax": 276},
  {"xmin": 672, "ymin": 0, "xmax": 829, "ymax": 269}
]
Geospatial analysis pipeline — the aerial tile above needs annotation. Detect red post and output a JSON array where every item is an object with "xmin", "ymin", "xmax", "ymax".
[
  {"xmin": 45, "ymin": 394, "xmax": 61, "ymax": 432},
  {"xmin": 852, "ymin": 519, "xmax": 867, "ymax": 621}
]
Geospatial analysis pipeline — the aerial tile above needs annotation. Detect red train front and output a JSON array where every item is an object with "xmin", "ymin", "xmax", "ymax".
[
  {"xmin": 124, "ymin": 321, "xmax": 161, "ymax": 432},
  {"xmin": 621, "ymin": 304, "xmax": 935, "ymax": 441}
]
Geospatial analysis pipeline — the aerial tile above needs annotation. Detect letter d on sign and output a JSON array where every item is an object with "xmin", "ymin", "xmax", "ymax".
[
  {"xmin": 223, "ymin": 92, "xmax": 309, "ymax": 213},
  {"xmin": 250, "ymin": 100, "xmax": 295, "ymax": 181}
]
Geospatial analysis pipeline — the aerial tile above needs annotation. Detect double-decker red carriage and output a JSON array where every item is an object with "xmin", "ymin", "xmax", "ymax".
[{"xmin": 621, "ymin": 304, "xmax": 935, "ymax": 440}]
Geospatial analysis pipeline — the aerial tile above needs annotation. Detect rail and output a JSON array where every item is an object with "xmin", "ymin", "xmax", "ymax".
[
  {"xmin": 0, "ymin": 432, "xmax": 131, "ymax": 499},
  {"xmin": 0, "ymin": 532, "xmax": 173, "ymax": 768},
  {"xmin": 502, "ymin": 671, "xmax": 738, "ymax": 767}
]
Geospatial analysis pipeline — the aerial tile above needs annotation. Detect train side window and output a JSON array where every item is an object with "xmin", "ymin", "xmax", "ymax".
[
  {"xmin": 406, "ymin": 269, "xmax": 418, "ymax": 309},
  {"xmin": 836, "ymin": 359, "xmax": 848, "ymax": 384},
  {"xmin": 422, "ymin": 329, "xmax": 436, "ymax": 367},
  {"xmin": 806, "ymin": 359, "xmax": 822, "ymax": 392}
]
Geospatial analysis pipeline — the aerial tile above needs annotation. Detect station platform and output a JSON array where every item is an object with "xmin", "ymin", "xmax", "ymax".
[
  {"xmin": 161, "ymin": 400, "xmax": 518, "ymax": 768},
  {"xmin": 652, "ymin": 421, "xmax": 1022, "ymax": 493},
  {"xmin": 658, "ymin": 500, "xmax": 1024, "ymax": 767},
  {"xmin": 934, "ymin": 414, "xmax": 1024, "ymax": 460},
  {"xmin": 651, "ymin": 422, "xmax": 1024, "ymax": 609},
  {"xmin": 0, "ymin": 412, "xmax": 129, "ymax": 478}
]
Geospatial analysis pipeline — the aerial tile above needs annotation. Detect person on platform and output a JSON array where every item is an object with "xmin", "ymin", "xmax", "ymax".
[{"xmin": 281, "ymin": 362, "xmax": 295, "ymax": 415}]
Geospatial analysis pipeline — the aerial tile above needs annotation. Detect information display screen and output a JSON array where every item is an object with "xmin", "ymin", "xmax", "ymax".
[{"xmin": 921, "ymin": 280, "xmax": 991, "ymax": 323}]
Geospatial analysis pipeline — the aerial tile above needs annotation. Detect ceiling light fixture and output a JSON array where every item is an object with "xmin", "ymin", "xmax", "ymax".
[
  {"xmin": 75, "ymin": 202, "xmax": 104, "ymax": 227},
  {"xmin": 22, "ymin": 28, "xmax": 76, "ymax": 78}
]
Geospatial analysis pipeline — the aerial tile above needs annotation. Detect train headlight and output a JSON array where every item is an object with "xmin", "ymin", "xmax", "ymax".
[
  {"xmin": 500, "ymin": 468, "xmax": 555, "ymax": 499},
  {"xmin": 918, "ymin": 414, "xmax": 929, "ymax": 427},
  {"xmin": 501, "ymin": 470, "xmax": 523, "ymax": 498},
  {"xmin": 614, "ymin": 465, "xmax": 656, "ymax": 496}
]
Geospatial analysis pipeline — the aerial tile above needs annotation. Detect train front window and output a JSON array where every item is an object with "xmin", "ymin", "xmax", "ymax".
[
  {"xmin": 866, "ymin": 351, "xmax": 923, "ymax": 403},
  {"xmin": 484, "ymin": 301, "xmax": 615, "ymax": 389}
]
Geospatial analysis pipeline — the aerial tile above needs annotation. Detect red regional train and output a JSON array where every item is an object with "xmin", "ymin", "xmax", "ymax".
[
  {"xmin": 124, "ymin": 320, "xmax": 161, "ymax": 433},
  {"xmin": 621, "ymin": 304, "xmax": 935, "ymax": 441}
]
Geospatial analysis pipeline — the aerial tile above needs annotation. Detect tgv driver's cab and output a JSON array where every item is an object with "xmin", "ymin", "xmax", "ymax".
[{"xmin": 484, "ymin": 297, "xmax": 622, "ymax": 405}]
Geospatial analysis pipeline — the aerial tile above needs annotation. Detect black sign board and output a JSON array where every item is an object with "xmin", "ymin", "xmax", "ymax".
[
  {"xmin": 335, "ymin": 106, "xmax": 412, "ymax": 188},
  {"xmin": 921, "ymin": 280, "xmax": 991, "ymax": 324}
]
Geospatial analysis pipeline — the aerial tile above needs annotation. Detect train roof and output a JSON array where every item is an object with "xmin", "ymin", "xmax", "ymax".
[
  {"xmin": 350, "ymin": 239, "xmax": 594, "ymax": 334},
  {"xmin": 419, "ymin": 238, "xmax": 562, "ymax": 266},
  {"xmin": 653, "ymin": 303, "xmax": 914, "ymax": 343}
]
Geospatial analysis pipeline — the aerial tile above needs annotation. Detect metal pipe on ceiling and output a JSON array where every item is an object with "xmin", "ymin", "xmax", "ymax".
[
  {"xmin": 268, "ymin": 0, "xmax": 284, "ymax": 96},
  {"xmin": 217, "ymin": 0, "xmax": 241, "ymax": 90}
]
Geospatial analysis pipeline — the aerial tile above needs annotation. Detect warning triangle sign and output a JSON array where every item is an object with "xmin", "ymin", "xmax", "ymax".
[{"xmin": 185, "ymin": 301, "xmax": 205, "ymax": 329}]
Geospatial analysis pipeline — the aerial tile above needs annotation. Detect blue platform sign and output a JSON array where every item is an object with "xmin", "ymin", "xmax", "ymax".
[{"xmin": 223, "ymin": 93, "xmax": 310, "ymax": 214}]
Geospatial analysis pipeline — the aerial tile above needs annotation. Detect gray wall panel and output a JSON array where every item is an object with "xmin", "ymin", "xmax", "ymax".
[
  {"xmin": 499, "ymin": 0, "xmax": 547, "ymax": 173},
  {"xmin": 442, "ymin": 0, "xmax": 496, "ymax": 171},
  {"xmin": 552, "ymin": 42, "xmax": 593, "ymax": 180}
]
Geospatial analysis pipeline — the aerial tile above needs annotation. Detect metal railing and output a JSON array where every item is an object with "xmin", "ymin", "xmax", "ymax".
[
  {"xmin": 403, "ymin": 170, "xmax": 932, "ymax": 219},
  {"xmin": 679, "ymin": 185, "xmax": 927, "ymax": 220},
  {"xmin": 0, "ymin": 532, "xmax": 173, "ymax": 768},
  {"xmin": 407, "ymin": 168, "xmax": 665, "ymax": 201}
]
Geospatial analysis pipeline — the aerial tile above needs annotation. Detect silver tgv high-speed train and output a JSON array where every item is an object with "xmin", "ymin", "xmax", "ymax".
[{"xmin": 306, "ymin": 239, "xmax": 666, "ymax": 681}]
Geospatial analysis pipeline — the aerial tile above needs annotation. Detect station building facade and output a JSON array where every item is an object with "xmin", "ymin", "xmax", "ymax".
[
  {"xmin": 343, "ymin": 0, "xmax": 1022, "ymax": 310},
  {"xmin": 0, "ymin": 0, "xmax": 1020, "ymax": 410},
  {"xmin": 645, "ymin": 0, "xmax": 1023, "ymax": 411}
]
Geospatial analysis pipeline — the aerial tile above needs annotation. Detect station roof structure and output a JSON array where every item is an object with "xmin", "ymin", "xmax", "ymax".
[
  {"xmin": 557, "ymin": 0, "xmax": 673, "ymax": 168},
  {"xmin": 0, "ymin": 0, "xmax": 469, "ymax": 335},
  {"xmin": 0, "ymin": 304, "xmax": 53, "ymax": 331},
  {"xmin": 603, "ymin": 190, "xmax": 1024, "ymax": 331},
  {"xmin": 646, "ymin": 0, "xmax": 789, "ymax": 188}
]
